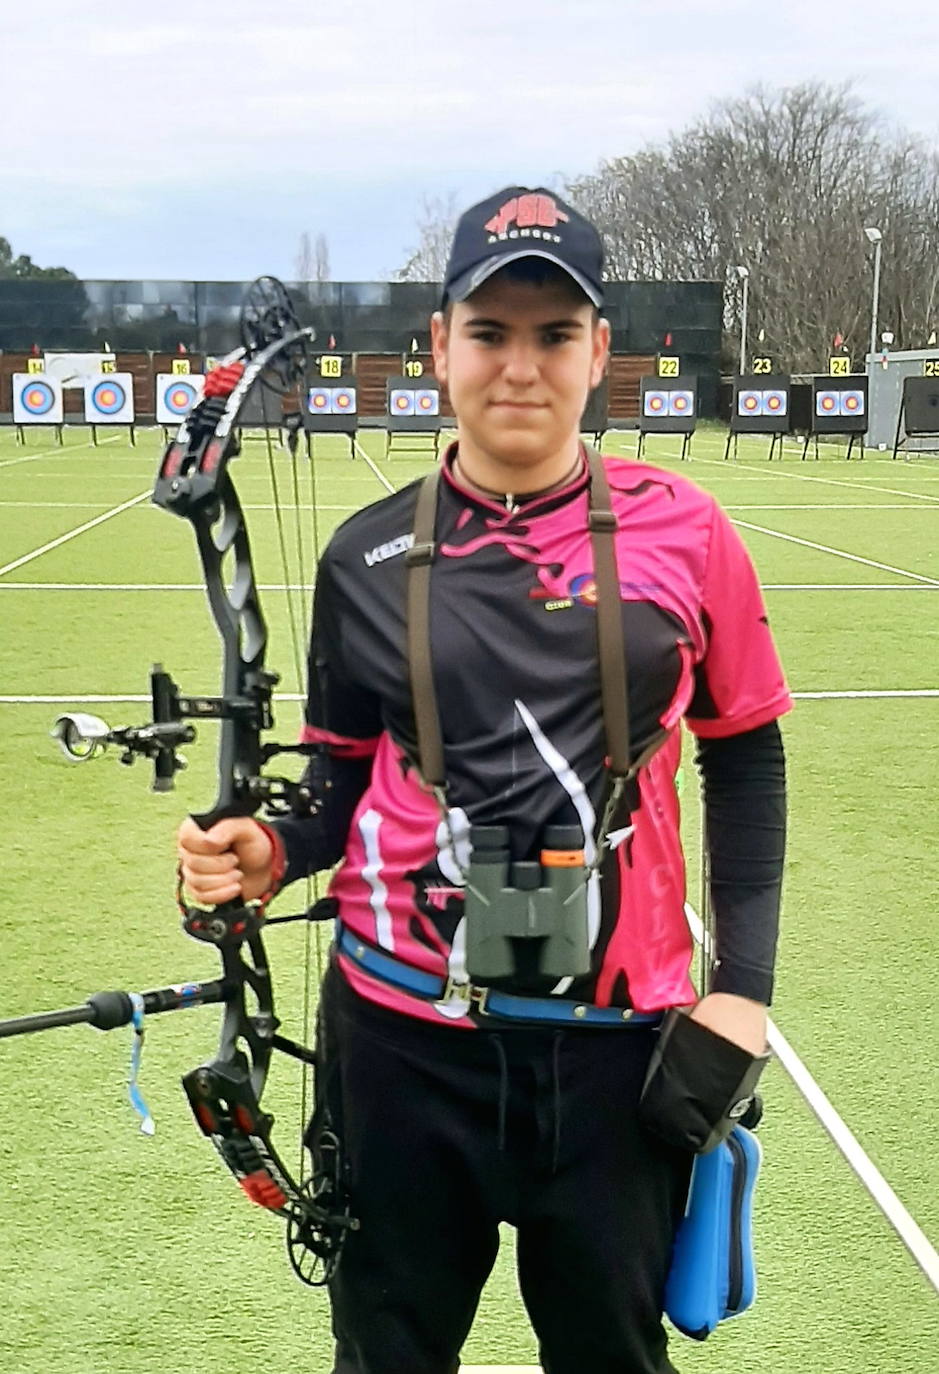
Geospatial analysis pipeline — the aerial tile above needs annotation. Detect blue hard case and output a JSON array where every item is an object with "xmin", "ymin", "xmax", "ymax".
[{"xmin": 664, "ymin": 1124, "xmax": 762, "ymax": 1340}]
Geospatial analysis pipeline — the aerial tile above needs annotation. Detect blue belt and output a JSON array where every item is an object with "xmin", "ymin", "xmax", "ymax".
[{"xmin": 336, "ymin": 926, "xmax": 661, "ymax": 1028}]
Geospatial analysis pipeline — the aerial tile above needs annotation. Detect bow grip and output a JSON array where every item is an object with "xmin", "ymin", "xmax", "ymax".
[{"xmin": 183, "ymin": 804, "xmax": 266, "ymax": 947}]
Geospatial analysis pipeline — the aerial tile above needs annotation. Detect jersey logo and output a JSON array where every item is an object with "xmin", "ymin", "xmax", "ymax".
[{"xmin": 364, "ymin": 533, "xmax": 414, "ymax": 567}]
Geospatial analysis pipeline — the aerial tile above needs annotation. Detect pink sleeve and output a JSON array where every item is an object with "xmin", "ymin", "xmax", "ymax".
[{"xmin": 684, "ymin": 502, "xmax": 793, "ymax": 738}]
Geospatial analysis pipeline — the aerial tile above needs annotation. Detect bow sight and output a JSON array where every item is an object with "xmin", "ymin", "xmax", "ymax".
[
  {"xmin": 10, "ymin": 277, "xmax": 359, "ymax": 1288},
  {"xmin": 51, "ymin": 661, "xmax": 316, "ymax": 815},
  {"xmin": 52, "ymin": 666, "xmax": 195, "ymax": 787}
]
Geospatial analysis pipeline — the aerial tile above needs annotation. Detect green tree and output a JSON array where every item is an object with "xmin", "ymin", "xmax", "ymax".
[
  {"xmin": 0, "ymin": 237, "xmax": 91, "ymax": 348},
  {"xmin": 0, "ymin": 235, "xmax": 78, "ymax": 280}
]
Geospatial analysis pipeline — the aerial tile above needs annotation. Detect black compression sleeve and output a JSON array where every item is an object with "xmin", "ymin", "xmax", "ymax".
[
  {"xmin": 272, "ymin": 751, "xmax": 372, "ymax": 888},
  {"xmin": 694, "ymin": 719, "xmax": 787, "ymax": 1005}
]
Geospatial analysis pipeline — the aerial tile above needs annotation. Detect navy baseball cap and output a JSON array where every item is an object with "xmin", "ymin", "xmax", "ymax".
[{"xmin": 441, "ymin": 187, "xmax": 604, "ymax": 309}]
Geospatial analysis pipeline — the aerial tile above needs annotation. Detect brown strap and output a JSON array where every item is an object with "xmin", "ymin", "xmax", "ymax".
[
  {"xmin": 585, "ymin": 450, "xmax": 631, "ymax": 780},
  {"xmin": 405, "ymin": 451, "xmax": 633, "ymax": 791},
  {"xmin": 405, "ymin": 467, "xmax": 446, "ymax": 789}
]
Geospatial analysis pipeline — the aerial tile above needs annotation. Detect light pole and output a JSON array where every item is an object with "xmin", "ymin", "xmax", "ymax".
[
  {"xmin": 735, "ymin": 265, "xmax": 750, "ymax": 373},
  {"xmin": 864, "ymin": 227, "xmax": 883, "ymax": 361}
]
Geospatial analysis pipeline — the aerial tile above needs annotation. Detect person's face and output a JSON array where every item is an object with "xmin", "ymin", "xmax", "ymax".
[{"xmin": 431, "ymin": 269, "xmax": 610, "ymax": 474}]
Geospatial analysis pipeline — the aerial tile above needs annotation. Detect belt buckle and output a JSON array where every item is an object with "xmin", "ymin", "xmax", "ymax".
[
  {"xmin": 471, "ymin": 985, "xmax": 490, "ymax": 1014},
  {"xmin": 439, "ymin": 972, "xmax": 465, "ymax": 1000},
  {"xmin": 441, "ymin": 976, "xmax": 491, "ymax": 1013}
]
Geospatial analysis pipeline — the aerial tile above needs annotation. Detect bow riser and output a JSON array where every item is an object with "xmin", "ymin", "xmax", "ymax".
[{"xmin": 34, "ymin": 281, "xmax": 353, "ymax": 1285}]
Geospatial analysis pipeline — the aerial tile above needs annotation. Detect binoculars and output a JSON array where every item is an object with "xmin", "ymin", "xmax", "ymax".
[{"xmin": 464, "ymin": 825, "xmax": 591, "ymax": 982}]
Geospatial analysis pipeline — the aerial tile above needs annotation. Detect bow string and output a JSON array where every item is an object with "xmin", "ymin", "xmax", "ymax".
[{"xmin": 6, "ymin": 276, "xmax": 354, "ymax": 1285}]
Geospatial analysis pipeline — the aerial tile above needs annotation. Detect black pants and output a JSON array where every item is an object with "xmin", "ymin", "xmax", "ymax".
[{"xmin": 318, "ymin": 966, "xmax": 690, "ymax": 1374}]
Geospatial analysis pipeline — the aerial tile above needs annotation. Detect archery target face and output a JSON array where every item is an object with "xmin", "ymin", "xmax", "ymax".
[
  {"xmin": 84, "ymin": 374, "xmax": 135, "ymax": 423},
  {"xmin": 738, "ymin": 388, "xmax": 788, "ymax": 418},
  {"xmin": 390, "ymin": 389, "xmax": 416, "ymax": 416},
  {"xmin": 668, "ymin": 390, "xmax": 693, "ymax": 417},
  {"xmin": 415, "ymin": 389, "xmax": 439, "ymax": 415},
  {"xmin": 643, "ymin": 390, "xmax": 669, "ymax": 417},
  {"xmin": 156, "ymin": 373, "xmax": 205, "ymax": 424},
  {"xmin": 13, "ymin": 374, "xmax": 64, "ymax": 424},
  {"xmin": 333, "ymin": 387, "xmax": 356, "ymax": 414},
  {"xmin": 816, "ymin": 390, "xmax": 840, "ymax": 416},
  {"xmin": 841, "ymin": 389, "xmax": 864, "ymax": 415},
  {"xmin": 308, "ymin": 387, "xmax": 334, "ymax": 414}
]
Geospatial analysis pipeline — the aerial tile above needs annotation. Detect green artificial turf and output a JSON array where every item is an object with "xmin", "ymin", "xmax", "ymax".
[{"xmin": 0, "ymin": 423, "xmax": 936, "ymax": 1373}]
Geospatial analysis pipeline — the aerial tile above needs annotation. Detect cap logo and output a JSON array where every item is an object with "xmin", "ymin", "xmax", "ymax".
[{"xmin": 484, "ymin": 193, "xmax": 569, "ymax": 237}]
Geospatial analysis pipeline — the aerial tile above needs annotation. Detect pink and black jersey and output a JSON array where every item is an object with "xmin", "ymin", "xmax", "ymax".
[{"xmin": 289, "ymin": 449, "xmax": 791, "ymax": 1026}]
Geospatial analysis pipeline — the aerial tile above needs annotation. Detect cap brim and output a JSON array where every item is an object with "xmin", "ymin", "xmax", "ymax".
[{"xmin": 445, "ymin": 249, "xmax": 603, "ymax": 308}]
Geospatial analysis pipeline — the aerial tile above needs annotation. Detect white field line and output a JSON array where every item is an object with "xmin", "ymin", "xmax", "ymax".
[
  {"xmin": 688, "ymin": 450, "xmax": 939, "ymax": 505},
  {"xmin": 725, "ymin": 503, "xmax": 935, "ymax": 510},
  {"xmin": 600, "ymin": 429, "xmax": 939, "ymax": 490},
  {"xmin": 4, "ymin": 689, "xmax": 938, "ymax": 706},
  {"xmin": 762, "ymin": 583, "xmax": 937, "ymax": 590},
  {"xmin": 684, "ymin": 906, "xmax": 939, "ymax": 1293},
  {"xmin": 0, "ymin": 434, "xmax": 121, "ymax": 469},
  {"xmin": 0, "ymin": 491, "xmax": 152, "ymax": 578},
  {"xmin": 244, "ymin": 503, "xmax": 359, "ymax": 511},
  {"xmin": 352, "ymin": 437, "xmax": 397, "ymax": 494},
  {"xmin": 731, "ymin": 519, "xmax": 939, "ymax": 586},
  {"xmin": 0, "ymin": 501, "xmax": 360, "ymax": 512},
  {"xmin": 0, "ymin": 582, "xmax": 313, "ymax": 591},
  {"xmin": 4, "ymin": 581, "xmax": 936, "ymax": 593},
  {"xmin": 2, "ymin": 470, "xmax": 386, "ymax": 483},
  {"xmin": 794, "ymin": 689, "xmax": 939, "ymax": 698}
]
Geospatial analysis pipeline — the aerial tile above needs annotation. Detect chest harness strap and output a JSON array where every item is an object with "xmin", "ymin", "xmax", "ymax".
[{"xmin": 405, "ymin": 449, "xmax": 668, "ymax": 864}]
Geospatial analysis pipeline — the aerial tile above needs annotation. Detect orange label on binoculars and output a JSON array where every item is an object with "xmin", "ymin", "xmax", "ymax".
[{"xmin": 540, "ymin": 849, "xmax": 585, "ymax": 868}]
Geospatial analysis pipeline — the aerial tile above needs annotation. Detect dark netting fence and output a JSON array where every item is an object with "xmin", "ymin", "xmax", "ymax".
[{"xmin": 0, "ymin": 277, "xmax": 721, "ymax": 410}]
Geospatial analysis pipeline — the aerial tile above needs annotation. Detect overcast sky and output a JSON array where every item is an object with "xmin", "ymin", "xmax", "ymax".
[{"xmin": 3, "ymin": 1, "xmax": 939, "ymax": 282}]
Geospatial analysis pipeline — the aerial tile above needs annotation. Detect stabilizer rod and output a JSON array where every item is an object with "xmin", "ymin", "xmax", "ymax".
[{"xmin": 0, "ymin": 978, "xmax": 230, "ymax": 1040}]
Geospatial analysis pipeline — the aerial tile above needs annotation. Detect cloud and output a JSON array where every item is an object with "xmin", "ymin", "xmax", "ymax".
[{"xmin": 2, "ymin": 0, "xmax": 938, "ymax": 276}]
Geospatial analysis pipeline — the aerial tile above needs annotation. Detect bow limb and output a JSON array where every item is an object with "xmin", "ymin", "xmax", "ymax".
[{"xmin": 151, "ymin": 280, "xmax": 354, "ymax": 1282}]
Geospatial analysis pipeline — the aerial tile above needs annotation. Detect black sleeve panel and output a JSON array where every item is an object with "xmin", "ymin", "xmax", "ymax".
[
  {"xmin": 271, "ymin": 549, "xmax": 380, "ymax": 887},
  {"xmin": 694, "ymin": 719, "xmax": 787, "ymax": 1005},
  {"xmin": 274, "ymin": 751, "xmax": 372, "ymax": 887},
  {"xmin": 306, "ymin": 553, "xmax": 384, "ymax": 744}
]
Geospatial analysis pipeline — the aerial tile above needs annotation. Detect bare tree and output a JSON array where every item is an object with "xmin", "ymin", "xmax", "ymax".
[
  {"xmin": 294, "ymin": 231, "xmax": 315, "ymax": 282},
  {"xmin": 314, "ymin": 232, "xmax": 331, "ymax": 282},
  {"xmin": 395, "ymin": 193, "xmax": 461, "ymax": 281},
  {"xmin": 566, "ymin": 83, "xmax": 939, "ymax": 370}
]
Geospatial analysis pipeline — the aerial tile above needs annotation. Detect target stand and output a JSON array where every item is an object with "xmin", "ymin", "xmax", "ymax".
[
  {"xmin": 83, "ymin": 373, "xmax": 136, "ymax": 446},
  {"xmin": 12, "ymin": 373, "xmax": 65, "ymax": 444},
  {"xmin": 637, "ymin": 377, "xmax": 697, "ymax": 459},
  {"xmin": 580, "ymin": 378, "xmax": 609, "ymax": 444},
  {"xmin": 385, "ymin": 376, "xmax": 442, "ymax": 458},
  {"xmin": 804, "ymin": 377, "xmax": 868, "ymax": 460},
  {"xmin": 725, "ymin": 375, "xmax": 791, "ymax": 461},
  {"xmin": 304, "ymin": 353, "xmax": 357, "ymax": 457},
  {"xmin": 892, "ymin": 375, "xmax": 939, "ymax": 459}
]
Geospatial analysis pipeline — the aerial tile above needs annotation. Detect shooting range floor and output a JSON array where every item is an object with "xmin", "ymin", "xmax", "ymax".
[{"xmin": 0, "ymin": 423, "xmax": 936, "ymax": 1374}]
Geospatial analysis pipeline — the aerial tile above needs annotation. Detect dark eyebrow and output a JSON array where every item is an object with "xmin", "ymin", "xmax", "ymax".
[{"xmin": 462, "ymin": 316, "xmax": 586, "ymax": 330}]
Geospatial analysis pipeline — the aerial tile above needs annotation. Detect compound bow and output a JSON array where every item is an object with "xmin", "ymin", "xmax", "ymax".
[{"xmin": 0, "ymin": 276, "xmax": 355, "ymax": 1285}]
